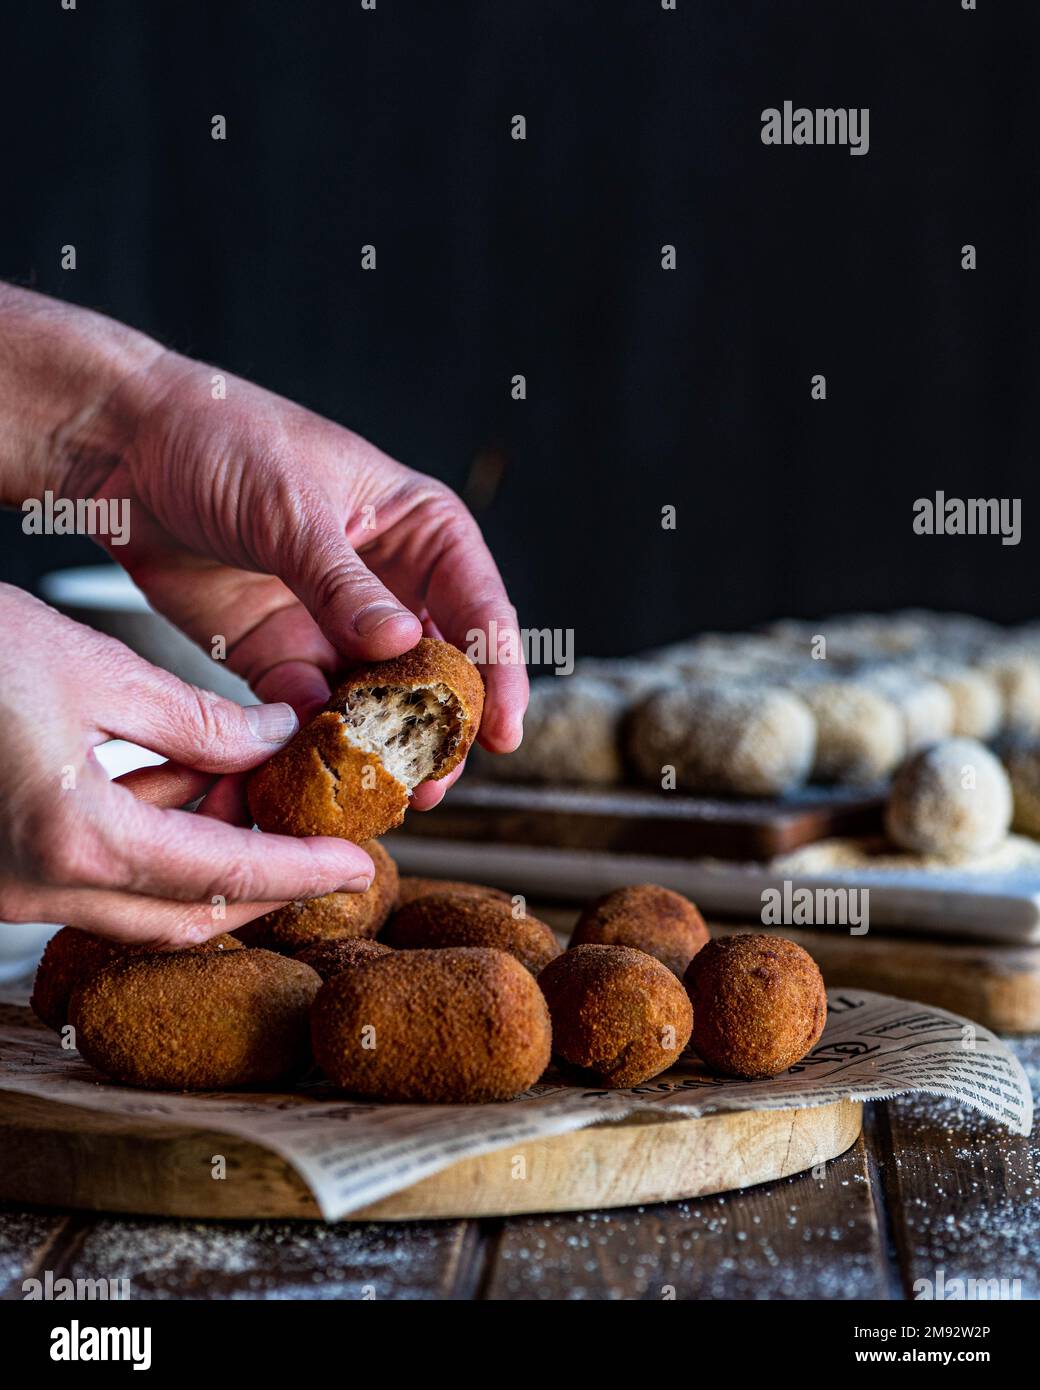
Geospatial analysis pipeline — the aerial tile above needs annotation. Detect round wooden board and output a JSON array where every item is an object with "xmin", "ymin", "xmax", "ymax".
[{"xmin": 0, "ymin": 1091, "xmax": 862, "ymax": 1221}]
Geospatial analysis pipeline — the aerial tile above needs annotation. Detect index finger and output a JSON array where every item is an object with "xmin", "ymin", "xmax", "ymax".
[
  {"xmin": 422, "ymin": 513, "xmax": 529, "ymax": 752},
  {"xmin": 72, "ymin": 779, "xmax": 375, "ymax": 904}
]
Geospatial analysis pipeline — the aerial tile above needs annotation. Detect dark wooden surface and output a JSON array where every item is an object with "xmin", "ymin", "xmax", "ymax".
[
  {"xmin": 398, "ymin": 779, "xmax": 885, "ymax": 860},
  {"xmin": 1, "ymin": 1035, "xmax": 1035, "ymax": 1301}
]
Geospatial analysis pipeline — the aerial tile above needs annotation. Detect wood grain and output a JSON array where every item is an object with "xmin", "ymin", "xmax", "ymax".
[
  {"xmin": 399, "ymin": 779, "xmax": 883, "ymax": 860},
  {"xmin": 0, "ymin": 1090, "xmax": 862, "ymax": 1222},
  {"xmin": 874, "ymin": 1035, "xmax": 1040, "ymax": 1300},
  {"xmin": 481, "ymin": 1134, "xmax": 891, "ymax": 1301}
]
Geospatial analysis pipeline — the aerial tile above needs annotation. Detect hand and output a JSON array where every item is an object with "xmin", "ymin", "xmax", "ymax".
[
  {"xmin": 0, "ymin": 586, "xmax": 376, "ymax": 945},
  {"xmin": 61, "ymin": 345, "xmax": 528, "ymax": 816}
]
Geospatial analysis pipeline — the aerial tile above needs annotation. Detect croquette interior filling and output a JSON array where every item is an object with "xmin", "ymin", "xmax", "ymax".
[{"xmin": 336, "ymin": 682, "xmax": 463, "ymax": 790}]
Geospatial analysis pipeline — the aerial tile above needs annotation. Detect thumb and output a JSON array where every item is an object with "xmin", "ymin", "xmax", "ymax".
[
  {"xmin": 288, "ymin": 521, "xmax": 422, "ymax": 662},
  {"xmin": 98, "ymin": 654, "xmax": 301, "ymax": 773}
]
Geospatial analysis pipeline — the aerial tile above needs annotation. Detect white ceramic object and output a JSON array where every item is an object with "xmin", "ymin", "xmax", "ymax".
[{"xmin": 385, "ymin": 835, "xmax": 1040, "ymax": 945}]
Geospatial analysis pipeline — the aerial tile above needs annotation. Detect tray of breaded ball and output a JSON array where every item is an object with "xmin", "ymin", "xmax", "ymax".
[{"xmin": 2, "ymin": 639, "xmax": 1027, "ymax": 1220}]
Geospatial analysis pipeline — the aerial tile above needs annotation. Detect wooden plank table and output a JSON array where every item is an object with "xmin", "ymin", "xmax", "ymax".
[{"xmin": 1, "ymin": 1034, "xmax": 1035, "ymax": 1301}]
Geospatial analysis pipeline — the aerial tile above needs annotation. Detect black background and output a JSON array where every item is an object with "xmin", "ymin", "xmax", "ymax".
[{"xmin": 2, "ymin": 0, "xmax": 1037, "ymax": 657}]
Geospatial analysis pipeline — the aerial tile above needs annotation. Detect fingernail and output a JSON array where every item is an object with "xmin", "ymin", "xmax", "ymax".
[
  {"xmin": 354, "ymin": 602, "xmax": 411, "ymax": 636},
  {"xmin": 340, "ymin": 874, "xmax": 373, "ymax": 893},
  {"xmin": 499, "ymin": 717, "xmax": 524, "ymax": 753},
  {"xmin": 243, "ymin": 702, "xmax": 299, "ymax": 743}
]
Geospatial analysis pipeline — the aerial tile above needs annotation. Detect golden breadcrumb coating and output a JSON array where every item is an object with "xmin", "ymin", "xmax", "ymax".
[
  {"xmin": 684, "ymin": 933, "xmax": 826, "ymax": 1080},
  {"xmin": 311, "ymin": 947, "xmax": 551, "ymax": 1103},
  {"xmin": 31, "ymin": 927, "xmax": 242, "ymax": 1033},
  {"xmin": 394, "ymin": 876, "xmax": 511, "ymax": 910},
  {"xmin": 382, "ymin": 892, "xmax": 561, "ymax": 974},
  {"xmin": 293, "ymin": 937, "xmax": 393, "ymax": 981},
  {"xmin": 68, "ymin": 949, "xmax": 320, "ymax": 1090},
  {"xmin": 237, "ymin": 840, "xmax": 397, "ymax": 950},
  {"xmin": 569, "ymin": 883, "xmax": 709, "ymax": 977},
  {"xmin": 247, "ymin": 639, "xmax": 484, "ymax": 843},
  {"xmin": 537, "ymin": 943, "xmax": 692, "ymax": 1088}
]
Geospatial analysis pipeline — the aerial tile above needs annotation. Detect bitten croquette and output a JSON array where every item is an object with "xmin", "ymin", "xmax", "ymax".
[
  {"xmin": 311, "ymin": 947, "xmax": 552, "ymax": 1103},
  {"xmin": 569, "ymin": 884, "xmax": 709, "ymax": 977},
  {"xmin": 684, "ymin": 934, "xmax": 827, "ymax": 1079},
  {"xmin": 537, "ymin": 944, "xmax": 693, "ymax": 1088},
  {"xmin": 68, "ymin": 949, "xmax": 321, "ymax": 1090},
  {"xmin": 247, "ymin": 639, "xmax": 484, "ymax": 843},
  {"xmin": 382, "ymin": 893, "xmax": 561, "ymax": 975}
]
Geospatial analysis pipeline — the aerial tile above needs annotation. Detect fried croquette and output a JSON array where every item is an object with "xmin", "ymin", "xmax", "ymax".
[
  {"xmin": 885, "ymin": 737, "xmax": 1012, "ymax": 859},
  {"xmin": 394, "ymin": 876, "xmax": 511, "ymax": 911},
  {"xmin": 382, "ymin": 892, "xmax": 561, "ymax": 974},
  {"xmin": 537, "ymin": 944, "xmax": 693, "ymax": 1088},
  {"xmin": 569, "ymin": 884, "xmax": 709, "ymax": 978},
  {"xmin": 684, "ymin": 934, "xmax": 826, "ymax": 1080},
  {"xmin": 237, "ymin": 840, "xmax": 398, "ymax": 950},
  {"xmin": 31, "ymin": 927, "xmax": 242, "ymax": 1033},
  {"xmin": 311, "ymin": 947, "xmax": 552, "ymax": 1103},
  {"xmin": 293, "ymin": 937, "xmax": 393, "ymax": 981},
  {"xmin": 247, "ymin": 639, "xmax": 484, "ymax": 843},
  {"xmin": 68, "ymin": 949, "xmax": 321, "ymax": 1091}
]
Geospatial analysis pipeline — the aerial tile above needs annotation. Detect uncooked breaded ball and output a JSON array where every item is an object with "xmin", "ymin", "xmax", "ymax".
[
  {"xmin": 293, "ymin": 938, "xmax": 393, "ymax": 981},
  {"xmin": 684, "ymin": 934, "xmax": 827, "ymax": 1080},
  {"xmin": 571, "ymin": 657, "xmax": 676, "ymax": 702},
  {"xmin": 798, "ymin": 680, "xmax": 905, "ymax": 784},
  {"xmin": 921, "ymin": 663, "xmax": 1003, "ymax": 741},
  {"xmin": 395, "ymin": 876, "xmax": 511, "ymax": 911},
  {"xmin": 477, "ymin": 676, "xmax": 625, "ymax": 785},
  {"xmin": 885, "ymin": 738, "xmax": 1012, "ymax": 859},
  {"xmin": 382, "ymin": 893, "xmax": 561, "ymax": 975},
  {"xmin": 31, "ymin": 927, "xmax": 242, "ymax": 1033},
  {"xmin": 860, "ymin": 668, "xmax": 955, "ymax": 752},
  {"xmin": 68, "ymin": 949, "xmax": 321, "ymax": 1090},
  {"xmin": 238, "ymin": 839, "xmax": 398, "ymax": 951},
  {"xmin": 537, "ymin": 944, "xmax": 693, "ymax": 1088},
  {"xmin": 311, "ymin": 947, "xmax": 551, "ymax": 1103},
  {"xmin": 1000, "ymin": 741, "xmax": 1040, "ymax": 837},
  {"xmin": 982, "ymin": 650, "xmax": 1040, "ymax": 735},
  {"xmin": 627, "ymin": 682, "xmax": 816, "ymax": 796},
  {"xmin": 569, "ymin": 884, "xmax": 709, "ymax": 977}
]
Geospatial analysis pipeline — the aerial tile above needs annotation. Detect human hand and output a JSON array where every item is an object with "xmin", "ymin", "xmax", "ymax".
[
  {"xmin": 0, "ymin": 586, "xmax": 376, "ymax": 944},
  {"xmin": 58, "ymin": 347, "xmax": 526, "ymax": 818}
]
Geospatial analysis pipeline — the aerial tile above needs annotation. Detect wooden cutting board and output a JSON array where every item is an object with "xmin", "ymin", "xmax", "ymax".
[
  {"xmin": 0, "ymin": 1088, "xmax": 861, "ymax": 1221},
  {"xmin": 400, "ymin": 780, "xmax": 884, "ymax": 860}
]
